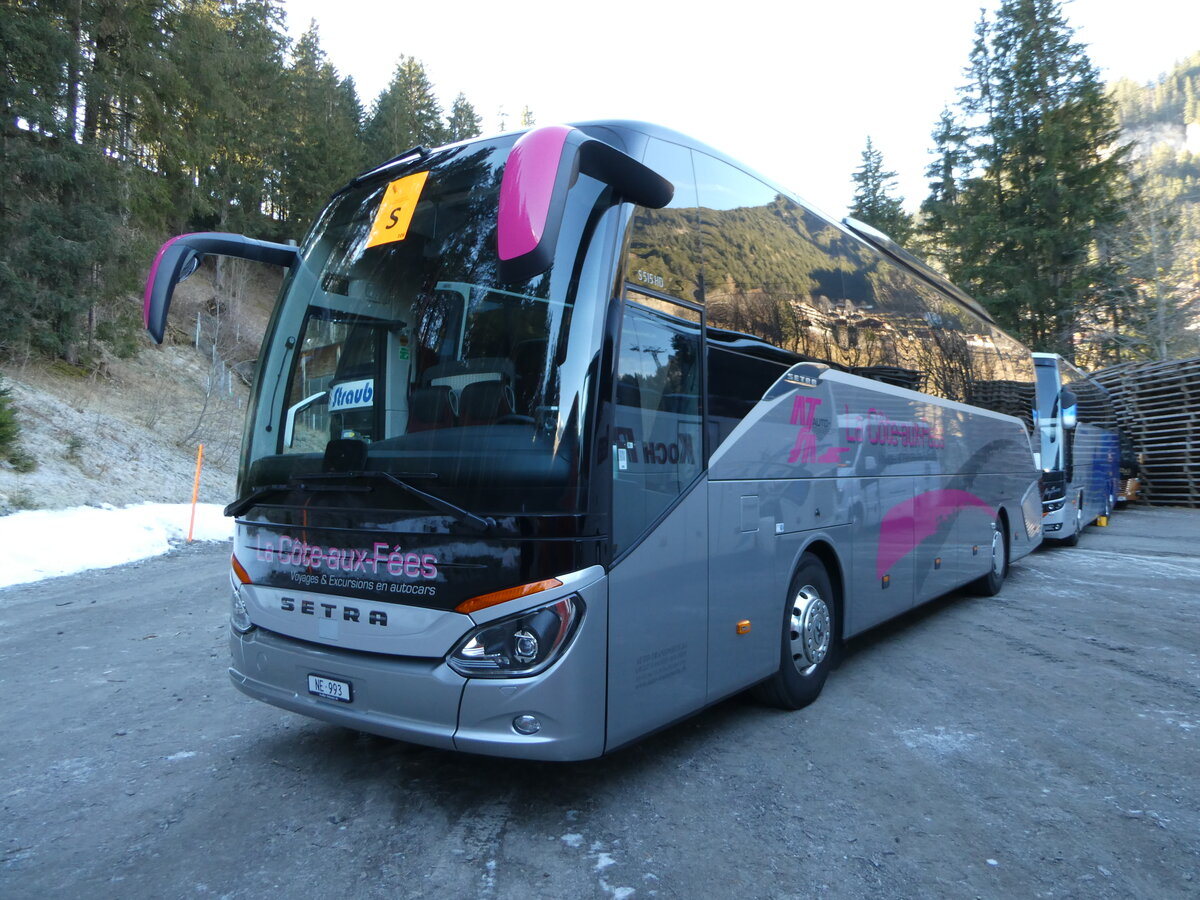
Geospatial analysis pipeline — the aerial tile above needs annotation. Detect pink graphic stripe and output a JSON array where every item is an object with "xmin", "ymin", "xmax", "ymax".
[{"xmin": 876, "ymin": 489, "xmax": 993, "ymax": 579}]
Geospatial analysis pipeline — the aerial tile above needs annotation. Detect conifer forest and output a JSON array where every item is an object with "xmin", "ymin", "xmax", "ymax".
[{"xmin": 3, "ymin": 0, "xmax": 1199, "ymax": 370}]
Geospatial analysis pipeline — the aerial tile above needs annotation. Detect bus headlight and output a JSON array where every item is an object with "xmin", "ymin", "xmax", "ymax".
[{"xmin": 448, "ymin": 596, "xmax": 582, "ymax": 677}]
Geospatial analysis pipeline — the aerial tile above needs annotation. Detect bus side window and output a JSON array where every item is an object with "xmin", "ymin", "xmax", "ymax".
[
  {"xmin": 612, "ymin": 300, "xmax": 703, "ymax": 556},
  {"xmin": 707, "ymin": 345, "xmax": 788, "ymax": 454}
]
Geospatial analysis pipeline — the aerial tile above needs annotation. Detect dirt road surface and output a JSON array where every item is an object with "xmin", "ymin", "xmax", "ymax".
[{"xmin": 2, "ymin": 506, "xmax": 1198, "ymax": 898}]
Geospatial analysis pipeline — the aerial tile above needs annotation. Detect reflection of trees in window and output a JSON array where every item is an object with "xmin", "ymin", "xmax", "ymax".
[
  {"xmin": 630, "ymin": 167, "xmax": 1039, "ymax": 412},
  {"xmin": 701, "ymin": 200, "xmax": 867, "ymax": 369},
  {"xmin": 413, "ymin": 291, "xmax": 459, "ymax": 360},
  {"xmin": 628, "ymin": 206, "xmax": 702, "ymax": 302},
  {"xmin": 422, "ymin": 149, "xmax": 505, "ymax": 288}
]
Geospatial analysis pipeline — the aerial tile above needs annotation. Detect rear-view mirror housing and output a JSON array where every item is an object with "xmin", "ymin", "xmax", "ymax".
[
  {"xmin": 1060, "ymin": 388, "xmax": 1079, "ymax": 430},
  {"xmin": 144, "ymin": 232, "xmax": 299, "ymax": 344},
  {"xmin": 497, "ymin": 125, "xmax": 673, "ymax": 283}
]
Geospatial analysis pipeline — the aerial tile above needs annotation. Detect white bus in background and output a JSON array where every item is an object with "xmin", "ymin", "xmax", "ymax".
[
  {"xmin": 145, "ymin": 121, "xmax": 1042, "ymax": 760},
  {"xmin": 1032, "ymin": 353, "xmax": 1121, "ymax": 544}
]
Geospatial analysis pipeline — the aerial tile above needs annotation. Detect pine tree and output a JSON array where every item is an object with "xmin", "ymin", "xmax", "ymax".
[
  {"xmin": 156, "ymin": 1, "xmax": 289, "ymax": 237},
  {"xmin": 278, "ymin": 21, "xmax": 365, "ymax": 231},
  {"xmin": 445, "ymin": 93, "xmax": 482, "ymax": 142},
  {"xmin": 917, "ymin": 109, "xmax": 972, "ymax": 271},
  {"xmin": 362, "ymin": 56, "xmax": 445, "ymax": 165},
  {"xmin": 0, "ymin": 0, "xmax": 158, "ymax": 362},
  {"xmin": 923, "ymin": 0, "xmax": 1130, "ymax": 357},
  {"xmin": 849, "ymin": 136, "xmax": 913, "ymax": 244}
]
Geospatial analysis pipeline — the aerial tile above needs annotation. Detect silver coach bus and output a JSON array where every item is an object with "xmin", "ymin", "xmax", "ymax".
[
  {"xmin": 1032, "ymin": 352, "xmax": 1121, "ymax": 544},
  {"xmin": 145, "ymin": 121, "xmax": 1042, "ymax": 760}
]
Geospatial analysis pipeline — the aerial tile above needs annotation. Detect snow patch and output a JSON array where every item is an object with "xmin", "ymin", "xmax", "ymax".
[
  {"xmin": 896, "ymin": 725, "xmax": 978, "ymax": 756},
  {"xmin": 0, "ymin": 502, "xmax": 231, "ymax": 589}
]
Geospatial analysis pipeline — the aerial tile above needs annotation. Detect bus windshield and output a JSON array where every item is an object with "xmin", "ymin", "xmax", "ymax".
[
  {"xmin": 1035, "ymin": 360, "xmax": 1062, "ymax": 471},
  {"xmin": 239, "ymin": 137, "xmax": 613, "ymax": 515}
]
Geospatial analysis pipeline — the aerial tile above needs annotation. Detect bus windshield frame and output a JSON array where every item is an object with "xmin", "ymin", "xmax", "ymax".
[{"xmin": 236, "ymin": 136, "xmax": 619, "ymax": 518}]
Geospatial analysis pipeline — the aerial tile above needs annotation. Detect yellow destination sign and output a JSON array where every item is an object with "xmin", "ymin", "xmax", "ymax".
[{"xmin": 366, "ymin": 171, "xmax": 429, "ymax": 249}]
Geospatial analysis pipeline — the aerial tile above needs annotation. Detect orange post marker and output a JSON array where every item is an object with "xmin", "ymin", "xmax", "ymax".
[{"xmin": 188, "ymin": 443, "xmax": 204, "ymax": 542}]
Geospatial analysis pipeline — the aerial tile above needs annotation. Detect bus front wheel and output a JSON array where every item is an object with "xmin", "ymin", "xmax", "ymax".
[
  {"xmin": 754, "ymin": 554, "xmax": 838, "ymax": 710},
  {"xmin": 972, "ymin": 516, "xmax": 1008, "ymax": 596},
  {"xmin": 1062, "ymin": 496, "xmax": 1083, "ymax": 547}
]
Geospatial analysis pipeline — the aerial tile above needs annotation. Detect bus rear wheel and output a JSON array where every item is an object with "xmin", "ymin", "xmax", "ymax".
[{"xmin": 754, "ymin": 554, "xmax": 838, "ymax": 710}]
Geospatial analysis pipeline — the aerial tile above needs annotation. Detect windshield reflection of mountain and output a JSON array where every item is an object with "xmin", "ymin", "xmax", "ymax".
[{"xmin": 629, "ymin": 193, "xmax": 1035, "ymax": 416}]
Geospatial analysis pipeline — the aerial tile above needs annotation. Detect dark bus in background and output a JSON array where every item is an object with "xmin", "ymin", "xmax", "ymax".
[{"xmin": 145, "ymin": 121, "xmax": 1042, "ymax": 760}]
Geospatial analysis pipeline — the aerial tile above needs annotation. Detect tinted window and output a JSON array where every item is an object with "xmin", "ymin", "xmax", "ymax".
[
  {"xmin": 1063, "ymin": 362, "xmax": 1118, "ymax": 430},
  {"xmin": 612, "ymin": 299, "xmax": 703, "ymax": 554},
  {"xmin": 694, "ymin": 153, "xmax": 878, "ymax": 371},
  {"xmin": 244, "ymin": 136, "xmax": 616, "ymax": 514},
  {"xmin": 707, "ymin": 344, "xmax": 788, "ymax": 451},
  {"xmin": 626, "ymin": 139, "xmax": 701, "ymax": 304}
]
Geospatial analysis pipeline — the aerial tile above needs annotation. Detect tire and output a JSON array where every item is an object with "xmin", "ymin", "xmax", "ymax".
[
  {"xmin": 972, "ymin": 516, "xmax": 1008, "ymax": 596},
  {"xmin": 1061, "ymin": 496, "xmax": 1083, "ymax": 547},
  {"xmin": 754, "ymin": 554, "xmax": 838, "ymax": 710}
]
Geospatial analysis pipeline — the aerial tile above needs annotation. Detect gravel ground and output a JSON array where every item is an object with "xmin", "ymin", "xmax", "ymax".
[{"xmin": 1, "ymin": 505, "xmax": 1197, "ymax": 899}]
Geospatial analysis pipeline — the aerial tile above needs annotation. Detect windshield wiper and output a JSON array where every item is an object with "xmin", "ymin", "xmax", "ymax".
[
  {"xmin": 290, "ymin": 470, "xmax": 496, "ymax": 532},
  {"xmin": 225, "ymin": 472, "xmax": 496, "ymax": 533},
  {"xmin": 224, "ymin": 484, "xmax": 290, "ymax": 518},
  {"xmin": 223, "ymin": 478, "xmax": 371, "ymax": 518},
  {"xmin": 360, "ymin": 471, "xmax": 496, "ymax": 533}
]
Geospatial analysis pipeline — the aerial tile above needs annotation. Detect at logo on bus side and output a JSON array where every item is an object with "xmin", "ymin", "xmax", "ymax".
[{"xmin": 789, "ymin": 396, "xmax": 846, "ymax": 465}]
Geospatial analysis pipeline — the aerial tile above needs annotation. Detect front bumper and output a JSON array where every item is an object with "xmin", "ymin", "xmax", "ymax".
[
  {"xmin": 229, "ymin": 567, "xmax": 609, "ymax": 761},
  {"xmin": 1040, "ymin": 498, "xmax": 1070, "ymax": 538}
]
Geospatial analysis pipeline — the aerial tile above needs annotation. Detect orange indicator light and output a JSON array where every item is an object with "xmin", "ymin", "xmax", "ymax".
[
  {"xmin": 457, "ymin": 578, "xmax": 564, "ymax": 614},
  {"xmin": 736, "ymin": 620, "xmax": 751, "ymax": 635},
  {"xmin": 231, "ymin": 554, "xmax": 252, "ymax": 585}
]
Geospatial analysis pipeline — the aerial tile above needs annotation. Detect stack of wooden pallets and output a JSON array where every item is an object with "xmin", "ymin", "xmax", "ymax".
[{"xmin": 1093, "ymin": 357, "xmax": 1200, "ymax": 507}]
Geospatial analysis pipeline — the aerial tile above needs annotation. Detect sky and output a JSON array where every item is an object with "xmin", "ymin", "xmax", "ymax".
[
  {"xmin": 0, "ymin": 503, "xmax": 231, "ymax": 589},
  {"xmin": 278, "ymin": 0, "xmax": 1200, "ymax": 218}
]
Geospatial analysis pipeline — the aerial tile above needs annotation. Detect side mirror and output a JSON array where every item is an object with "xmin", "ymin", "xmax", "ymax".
[
  {"xmin": 1060, "ymin": 388, "xmax": 1078, "ymax": 430},
  {"xmin": 284, "ymin": 391, "xmax": 329, "ymax": 448},
  {"xmin": 144, "ymin": 232, "xmax": 300, "ymax": 344},
  {"xmin": 497, "ymin": 125, "xmax": 674, "ymax": 283}
]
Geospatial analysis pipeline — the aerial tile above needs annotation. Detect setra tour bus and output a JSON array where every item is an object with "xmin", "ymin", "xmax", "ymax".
[
  {"xmin": 144, "ymin": 121, "xmax": 1043, "ymax": 760},
  {"xmin": 1032, "ymin": 352, "xmax": 1121, "ymax": 544}
]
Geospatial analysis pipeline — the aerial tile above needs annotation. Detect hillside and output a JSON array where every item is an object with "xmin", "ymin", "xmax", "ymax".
[
  {"xmin": 0, "ymin": 261, "xmax": 280, "ymax": 515},
  {"xmin": 1101, "ymin": 53, "xmax": 1200, "ymax": 362}
]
